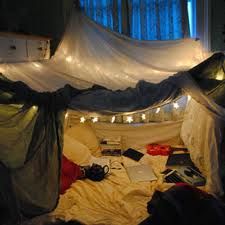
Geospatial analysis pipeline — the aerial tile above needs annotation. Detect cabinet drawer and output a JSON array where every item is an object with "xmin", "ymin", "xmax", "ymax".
[
  {"xmin": 0, "ymin": 37, "xmax": 27, "ymax": 63},
  {"xmin": 0, "ymin": 32, "xmax": 51, "ymax": 63},
  {"xmin": 27, "ymin": 39, "xmax": 50, "ymax": 61}
]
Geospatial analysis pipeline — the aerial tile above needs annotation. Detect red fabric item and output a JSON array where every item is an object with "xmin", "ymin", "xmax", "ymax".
[
  {"xmin": 146, "ymin": 144, "xmax": 171, "ymax": 156},
  {"xmin": 60, "ymin": 155, "xmax": 82, "ymax": 194}
]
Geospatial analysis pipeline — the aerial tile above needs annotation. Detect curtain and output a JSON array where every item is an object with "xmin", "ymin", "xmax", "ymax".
[
  {"xmin": 129, "ymin": 0, "xmax": 190, "ymax": 40},
  {"xmin": 79, "ymin": 0, "xmax": 189, "ymax": 40},
  {"xmin": 79, "ymin": 0, "xmax": 123, "ymax": 33}
]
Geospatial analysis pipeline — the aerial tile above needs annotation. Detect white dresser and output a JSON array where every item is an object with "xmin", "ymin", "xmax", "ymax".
[{"xmin": 0, "ymin": 32, "xmax": 50, "ymax": 63}]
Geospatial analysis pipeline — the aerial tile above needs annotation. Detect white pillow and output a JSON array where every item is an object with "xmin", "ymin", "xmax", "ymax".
[
  {"xmin": 65, "ymin": 123, "xmax": 100, "ymax": 154},
  {"xmin": 63, "ymin": 134, "xmax": 92, "ymax": 166}
]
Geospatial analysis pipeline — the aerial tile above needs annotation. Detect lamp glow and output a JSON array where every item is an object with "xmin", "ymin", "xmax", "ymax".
[
  {"xmin": 92, "ymin": 117, "xmax": 98, "ymax": 123},
  {"xmin": 141, "ymin": 114, "xmax": 146, "ymax": 120},
  {"xmin": 173, "ymin": 102, "xmax": 179, "ymax": 109},
  {"xmin": 155, "ymin": 108, "xmax": 160, "ymax": 114},
  {"xmin": 32, "ymin": 106, "xmax": 37, "ymax": 110},
  {"xmin": 65, "ymin": 112, "xmax": 69, "ymax": 119},
  {"xmin": 33, "ymin": 63, "xmax": 41, "ymax": 68},
  {"xmin": 216, "ymin": 72, "xmax": 224, "ymax": 81},
  {"xmin": 66, "ymin": 56, "xmax": 72, "ymax": 63},
  {"xmin": 111, "ymin": 116, "xmax": 116, "ymax": 123},
  {"xmin": 80, "ymin": 117, "xmax": 86, "ymax": 123},
  {"xmin": 187, "ymin": 95, "xmax": 191, "ymax": 101},
  {"xmin": 0, "ymin": 67, "xmax": 5, "ymax": 73},
  {"xmin": 126, "ymin": 116, "xmax": 133, "ymax": 123}
]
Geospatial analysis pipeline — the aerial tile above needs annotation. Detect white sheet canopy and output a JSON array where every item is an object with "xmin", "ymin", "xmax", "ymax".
[{"xmin": 0, "ymin": 9, "xmax": 206, "ymax": 91}]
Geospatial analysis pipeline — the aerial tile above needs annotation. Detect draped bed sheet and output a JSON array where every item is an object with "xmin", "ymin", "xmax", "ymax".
[{"xmin": 51, "ymin": 154, "xmax": 173, "ymax": 225}]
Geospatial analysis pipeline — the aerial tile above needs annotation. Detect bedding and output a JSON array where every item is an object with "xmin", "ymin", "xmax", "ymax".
[
  {"xmin": 65, "ymin": 123, "xmax": 100, "ymax": 156},
  {"xmin": 63, "ymin": 134, "xmax": 92, "ymax": 166},
  {"xmin": 51, "ymin": 152, "xmax": 174, "ymax": 225}
]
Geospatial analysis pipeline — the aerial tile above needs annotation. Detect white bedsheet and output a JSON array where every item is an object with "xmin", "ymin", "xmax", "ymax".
[{"xmin": 51, "ymin": 154, "xmax": 172, "ymax": 225}]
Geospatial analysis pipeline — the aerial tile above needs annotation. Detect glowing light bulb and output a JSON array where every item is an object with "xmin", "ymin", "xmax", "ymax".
[
  {"xmin": 33, "ymin": 62, "xmax": 41, "ymax": 68},
  {"xmin": 187, "ymin": 95, "xmax": 191, "ymax": 101},
  {"xmin": 0, "ymin": 67, "xmax": 5, "ymax": 73},
  {"xmin": 141, "ymin": 114, "xmax": 146, "ymax": 120},
  {"xmin": 65, "ymin": 112, "xmax": 68, "ymax": 119},
  {"xmin": 66, "ymin": 56, "xmax": 72, "ymax": 63},
  {"xmin": 95, "ymin": 65, "xmax": 100, "ymax": 71},
  {"xmin": 126, "ymin": 116, "xmax": 133, "ymax": 123},
  {"xmin": 216, "ymin": 72, "xmax": 224, "ymax": 81},
  {"xmin": 80, "ymin": 117, "xmax": 86, "ymax": 123},
  {"xmin": 173, "ymin": 102, "xmax": 179, "ymax": 109},
  {"xmin": 152, "ymin": 70, "xmax": 160, "ymax": 74},
  {"xmin": 92, "ymin": 117, "xmax": 98, "ymax": 123},
  {"xmin": 155, "ymin": 108, "xmax": 160, "ymax": 114},
  {"xmin": 111, "ymin": 116, "xmax": 116, "ymax": 123},
  {"xmin": 32, "ymin": 106, "xmax": 37, "ymax": 110}
]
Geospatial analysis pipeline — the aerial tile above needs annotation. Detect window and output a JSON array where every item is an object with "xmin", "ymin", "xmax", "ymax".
[
  {"xmin": 187, "ymin": 0, "xmax": 196, "ymax": 38},
  {"xmin": 80, "ymin": 0, "xmax": 196, "ymax": 40}
]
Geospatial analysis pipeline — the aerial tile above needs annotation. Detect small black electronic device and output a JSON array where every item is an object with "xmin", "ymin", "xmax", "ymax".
[{"xmin": 122, "ymin": 148, "xmax": 144, "ymax": 161}]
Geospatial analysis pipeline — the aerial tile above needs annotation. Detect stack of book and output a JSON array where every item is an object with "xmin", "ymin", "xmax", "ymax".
[{"xmin": 100, "ymin": 136, "xmax": 122, "ymax": 156}]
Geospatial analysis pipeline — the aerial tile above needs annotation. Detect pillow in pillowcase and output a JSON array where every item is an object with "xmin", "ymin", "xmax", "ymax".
[
  {"xmin": 65, "ymin": 123, "xmax": 100, "ymax": 154},
  {"xmin": 63, "ymin": 134, "xmax": 92, "ymax": 166}
]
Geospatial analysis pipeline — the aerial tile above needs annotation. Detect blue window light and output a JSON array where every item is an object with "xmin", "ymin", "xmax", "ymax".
[{"xmin": 79, "ymin": 0, "xmax": 196, "ymax": 40}]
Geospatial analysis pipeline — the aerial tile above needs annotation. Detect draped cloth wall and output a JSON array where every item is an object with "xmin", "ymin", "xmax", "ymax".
[{"xmin": 0, "ymin": 53, "xmax": 225, "ymax": 224}]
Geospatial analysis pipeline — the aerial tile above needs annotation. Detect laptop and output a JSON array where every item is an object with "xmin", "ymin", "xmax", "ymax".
[
  {"xmin": 125, "ymin": 164, "xmax": 157, "ymax": 182},
  {"xmin": 166, "ymin": 153, "xmax": 195, "ymax": 168}
]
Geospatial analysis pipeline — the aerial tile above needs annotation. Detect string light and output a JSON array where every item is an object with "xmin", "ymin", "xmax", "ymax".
[
  {"xmin": 92, "ymin": 117, "xmax": 98, "ymax": 123},
  {"xmin": 187, "ymin": 95, "xmax": 191, "ymax": 101},
  {"xmin": 141, "ymin": 114, "xmax": 146, "ymax": 120},
  {"xmin": 80, "ymin": 117, "xmax": 86, "ymax": 123},
  {"xmin": 216, "ymin": 74, "xmax": 223, "ymax": 80},
  {"xmin": 0, "ymin": 67, "xmax": 5, "ymax": 73},
  {"xmin": 155, "ymin": 108, "xmax": 160, "ymax": 113},
  {"xmin": 33, "ymin": 62, "xmax": 41, "ymax": 68},
  {"xmin": 173, "ymin": 102, "xmax": 179, "ymax": 109},
  {"xmin": 216, "ymin": 71, "xmax": 224, "ymax": 80},
  {"xmin": 95, "ymin": 65, "xmax": 100, "ymax": 71},
  {"xmin": 126, "ymin": 116, "xmax": 133, "ymax": 123},
  {"xmin": 66, "ymin": 96, "xmax": 191, "ymax": 125},
  {"xmin": 111, "ymin": 116, "xmax": 116, "ymax": 123},
  {"xmin": 66, "ymin": 56, "xmax": 72, "ymax": 63}
]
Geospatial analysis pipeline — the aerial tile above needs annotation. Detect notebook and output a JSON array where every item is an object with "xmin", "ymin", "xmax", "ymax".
[{"xmin": 126, "ymin": 164, "xmax": 157, "ymax": 182}]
